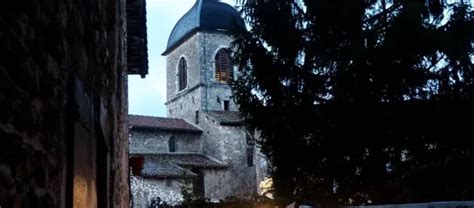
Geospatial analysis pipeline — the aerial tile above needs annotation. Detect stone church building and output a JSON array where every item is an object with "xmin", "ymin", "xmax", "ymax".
[{"xmin": 129, "ymin": 0, "xmax": 268, "ymax": 206}]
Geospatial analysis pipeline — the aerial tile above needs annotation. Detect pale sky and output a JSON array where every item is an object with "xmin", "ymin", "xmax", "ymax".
[{"xmin": 128, "ymin": 0, "xmax": 236, "ymax": 117}]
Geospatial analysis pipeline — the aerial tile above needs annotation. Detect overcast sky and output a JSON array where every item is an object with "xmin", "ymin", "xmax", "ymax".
[{"xmin": 128, "ymin": 0, "xmax": 236, "ymax": 117}]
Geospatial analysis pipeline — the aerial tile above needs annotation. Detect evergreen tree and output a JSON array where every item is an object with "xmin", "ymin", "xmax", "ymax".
[{"xmin": 232, "ymin": 0, "xmax": 474, "ymax": 205}]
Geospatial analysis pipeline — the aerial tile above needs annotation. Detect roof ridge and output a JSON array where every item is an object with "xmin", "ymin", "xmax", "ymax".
[
  {"xmin": 132, "ymin": 152, "xmax": 202, "ymax": 156},
  {"xmin": 129, "ymin": 114, "xmax": 165, "ymax": 118},
  {"xmin": 181, "ymin": 118, "xmax": 205, "ymax": 131},
  {"xmin": 129, "ymin": 114, "xmax": 185, "ymax": 121},
  {"xmin": 196, "ymin": 0, "xmax": 203, "ymax": 27},
  {"xmin": 202, "ymin": 154, "xmax": 226, "ymax": 166},
  {"xmin": 167, "ymin": 162, "xmax": 197, "ymax": 177},
  {"xmin": 129, "ymin": 115, "xmax": 203, "ymax": 133},
  {"xmin": 155, "ymin": 152, "xmax": 205, "ymax": 156}
]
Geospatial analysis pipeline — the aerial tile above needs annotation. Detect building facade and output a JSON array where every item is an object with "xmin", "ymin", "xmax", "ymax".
[
  {"xmin": 0, "ymin": 0, "xmax": 148, "ymax": 207},
  {"xmin": 129, "ymin": 0, "xmax": 268, "ymax": 206}
]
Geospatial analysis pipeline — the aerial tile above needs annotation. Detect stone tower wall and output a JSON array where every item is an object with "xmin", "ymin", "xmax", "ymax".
[
  {"xmin": 200, "ymin": 32, "xmax": 238, "ymax": 112},
  {"xmin": 166, "ymin": 34, "xmax": 203, "ymax": 122}
]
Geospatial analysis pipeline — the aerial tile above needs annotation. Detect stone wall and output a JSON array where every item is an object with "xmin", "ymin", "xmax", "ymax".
[
  {"xmin": 206, "ymin": 83, "xmax": 237, "ymax": 111},
  {"xmin": 199, "ymin": 113, "xmax": 257, "ymax": 198},
  {"xmin": 0, "ymin": 0, "xmax": 130, "ymax": 207},
  {"xmin": 167, "ymin": 87, "xmax": 204, "ymax": 123},
  {"xmin": 200, "ymin": 32, "xmax": 238, "ymax": 112},
  {"xmin": 203, "ymin": 169, "xmax": 231, "ymax": 200},
  {"xmin": 131, "ymin": 177, "xmax": 184, "ymax": 207},
  {"xmin": 130, "ymin": 129, "xmax": 202, "ymax": 154}
]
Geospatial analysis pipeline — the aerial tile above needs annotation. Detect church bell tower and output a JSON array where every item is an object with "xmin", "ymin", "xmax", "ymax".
[{"xmin": 162, "ymin": 0, "xmax": 245, "ymax": 122}]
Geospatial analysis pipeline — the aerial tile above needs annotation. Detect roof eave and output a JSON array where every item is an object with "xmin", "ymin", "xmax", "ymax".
[
  {"xmin": 130, "ymin": 125, "xmax": 203, "ymax": 134},
  {"xmin": 126, "ymin": 0, "xmax": 149, "ymax": 77},
  {"xmin": 162, "ymin": 28, "xmax": 238, "ymax": 56},
  {"xmin": 142, "ymin": 174, "xmax": 196, "ymax": 179},
  {"xmin": 177, "ymin": 163, "xmax": 228, "ymax": 170},
  {"xmin": 219, "ymin": 121, "xmax": 243, "ymax": 126}
]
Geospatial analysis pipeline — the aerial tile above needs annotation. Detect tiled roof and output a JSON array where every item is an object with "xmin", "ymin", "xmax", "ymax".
[
  {"xmin": 203, "ymin": 111, "xmax": 243, "ymax": 126},
  {"xmin": 157, "ymin": 153, "xmax": 227, "ymax": 169},
  {"xmin": 141, "ymin": 161, "xmax": 196, "ymax": 179},
  {"xmin": 132, "ymin": 153, "xmax": 227, "ymax": 178},
  {"xmin": 129, "ymin": 115, "xmax": 202, "ymax": 133}
]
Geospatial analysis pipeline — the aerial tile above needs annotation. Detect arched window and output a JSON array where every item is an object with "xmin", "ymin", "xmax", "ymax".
[
  {"xmin": 215, "ymin": 49, "xmax": 233, "ymax": 84},
  {"xmin": 178, "ymin": 57, "xmax": 188, "ymax": 91},
  {"xmin": 169, "ymin": 136, "xmax": 176, "ymax": 152}
]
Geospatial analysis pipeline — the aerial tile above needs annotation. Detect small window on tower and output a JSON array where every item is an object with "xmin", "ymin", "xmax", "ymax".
[
  {"xmin": 169, "ymin": 136, "xmax": 176, "ymax": 152},
  {"xmin": 223, "ymin": 100, "xmax": 230, "ymax": 111},
  {"xmin": 195, "ymin": 111, "xmax": 199, "ymax": 124},
  {"xmin": 247, "ymin": 147, "xmax": 254, "ymax": 167}
]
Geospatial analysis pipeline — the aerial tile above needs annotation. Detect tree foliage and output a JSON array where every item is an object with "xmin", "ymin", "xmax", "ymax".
[{"xmin": 232, "ymin": 0, "xmax": 474, "ymax": 205}]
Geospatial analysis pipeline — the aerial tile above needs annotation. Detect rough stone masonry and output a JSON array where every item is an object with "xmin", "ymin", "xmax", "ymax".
[{"xmin": 0, "ymin": 0, "xmax": 148, "ymax": 207}]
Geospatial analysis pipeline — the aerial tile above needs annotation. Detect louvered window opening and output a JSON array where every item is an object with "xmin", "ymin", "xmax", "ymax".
[
  {"xmin": 178, "ymin": 58, "xmax": 188, "ymax": 91},
  {"xmin": 215, "ymin": 49, "xmax": 233, "ymax": 84}
]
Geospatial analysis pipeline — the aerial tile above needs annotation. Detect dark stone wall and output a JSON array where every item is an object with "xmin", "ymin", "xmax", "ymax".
[{"xmin": 0, "ymin": 0, "xmax": 130, "ymax": 207}]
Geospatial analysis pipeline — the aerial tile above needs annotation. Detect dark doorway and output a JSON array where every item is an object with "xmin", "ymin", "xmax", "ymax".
[
  {"xmin": 96, "ymin": 129, "xmax": 109, "ymax": 208},
  {"xmin": 130, "ymin": 156, "xmax": 144, "ymax": 176},
  {"xmin": 192, "ymin": 168, "xmax": 205, "ymax": 198},
  {"xmin": 223, "ymin": 100, "xmax": 230, "ymax": 111}
]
